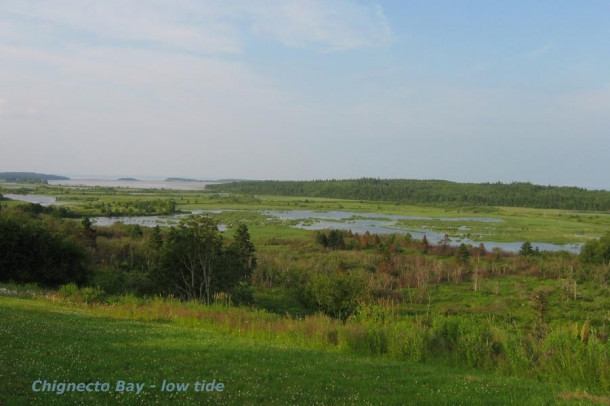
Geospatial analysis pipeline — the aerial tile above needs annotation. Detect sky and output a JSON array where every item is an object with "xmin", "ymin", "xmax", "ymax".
[{"xmin": 1, "ymin": 1, "xmax": 609, "ymax": 189}]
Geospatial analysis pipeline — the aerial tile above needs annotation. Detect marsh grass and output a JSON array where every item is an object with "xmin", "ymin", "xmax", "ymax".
[
  {"xmin": 0, "ymin": 295, "xmax": 595, "ymax": 405},
  {"xmin": 6, "ymin": 183, "xmax": 610, "ymax": 245},
  {"xmin": 6, "ymin": 279, "xmax": 610, "ymax": 396}
]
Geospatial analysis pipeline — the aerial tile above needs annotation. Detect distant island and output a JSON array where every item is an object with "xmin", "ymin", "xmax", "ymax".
[
  {"xmin": 117, "ymin": 177, "xmax": 138, "ymax": 181},
  {"xmin": 0, "ymin": 172, "xmax": 69, "ymax": 183}
]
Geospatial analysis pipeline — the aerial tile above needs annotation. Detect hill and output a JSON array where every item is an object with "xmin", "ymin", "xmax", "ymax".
[{"xmin": 0, "ymin": 172, "xmax": 69, "ymax": 182}]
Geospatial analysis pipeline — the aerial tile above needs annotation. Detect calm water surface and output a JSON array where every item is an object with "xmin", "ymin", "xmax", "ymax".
[
  {"xmin": 87, "ymin": 209, "xmax": 585, "ymax": 253},
  {"xmin": 48, "ymin": 179, "xmax": 215, "ymax": 190},
  {"xmin": 4, "ymin": 194, "xmax": 69, "ymax": 206},
  {"xmin": 262, "ymin": 210, "xmax": 582, "ymax": 253}
]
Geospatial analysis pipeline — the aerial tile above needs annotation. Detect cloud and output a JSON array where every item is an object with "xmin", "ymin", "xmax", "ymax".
[
  {"xmin": 245, "ymin": 0, "xmax": 392, "ymax": 51},
  {"xmin": 0, "ymin": 0, "xmax": 393, "ymax": 170},
  {"xmin": 0, "ymin": 0, "xmax": 242, "ymax": 54},
  {"xmin": 1, "ymin": 0, "xmax": 391, "ymax": 54},
  {"xmin": 0, "ymin": 33, "xmax": 302, "ymax": 175},
  {"xmin": 519, "ymin": 42, "xmax": 554, "ymax": 59}
]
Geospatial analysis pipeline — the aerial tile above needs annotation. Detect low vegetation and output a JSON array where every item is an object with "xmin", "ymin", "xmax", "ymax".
[
  {"xmin": 2, "ymin": 182, "xmax": 610, "ymax": 403},
  {"xmin": 3, "ymin": 296, "xmax": 580, "ymax": 405}
]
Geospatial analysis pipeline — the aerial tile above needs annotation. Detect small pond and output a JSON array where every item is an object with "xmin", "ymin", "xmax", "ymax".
[
  {"xmin": 4, "ymin": 194, "xmax": 70, "ymax": 206},
  {"xmin": 3, "ymin": 196, "xmax": 583, "ymax": 253}
]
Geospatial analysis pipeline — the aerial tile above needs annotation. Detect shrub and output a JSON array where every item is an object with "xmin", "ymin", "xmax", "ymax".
[
  {"xmin": 230, "ymin": 281, "xmax": 255, "ymax": 306},
  {"xmin": 342, "ymin": 325, "xmax": 389, "ymax": 356},
  {"xmin": 59, "ymin": 283, "xmax": 79, "ymax": 296},
  {"xmin": 580, "ymin": 233, "xmax": 610, "ymax": 265},
  {"xmin": 81, "ymin": 286, "xmax": 107, "ymax": 304},
  {"xmin": 300, "ymin": 270, "xmax": 369, "ymax": 320}
]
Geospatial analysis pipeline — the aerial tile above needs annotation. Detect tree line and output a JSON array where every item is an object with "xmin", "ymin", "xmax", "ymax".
[
  {"xmin": 206, "ymin": 178, "xmax": 610, "ymax": 211},
  {"xmin": 0, "ymin": 172, "xmax": 69, "ymax": 182},
  {"xmin": 0, "ymin": 204, "xmax": 256, "ymax": 305}
]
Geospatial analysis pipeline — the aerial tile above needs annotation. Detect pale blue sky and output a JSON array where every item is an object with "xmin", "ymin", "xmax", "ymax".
[{"xmin": 1, "ymin": 1, "xmax": 609, "ymax": 189}]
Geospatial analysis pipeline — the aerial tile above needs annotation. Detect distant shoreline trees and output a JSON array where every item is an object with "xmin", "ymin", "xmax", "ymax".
[
  {"xmin": 0, "ymin": 172, "xmax": 69, "ymax": 182},
  {"xmin": 207, "ymin": 179, "xmax": 610, "ymax": 211}
]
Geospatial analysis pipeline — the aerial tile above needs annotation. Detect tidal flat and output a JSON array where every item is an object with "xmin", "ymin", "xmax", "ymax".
[{"xmin": 2, "ymin": 182, "xmax": 607, "ymax": 250}]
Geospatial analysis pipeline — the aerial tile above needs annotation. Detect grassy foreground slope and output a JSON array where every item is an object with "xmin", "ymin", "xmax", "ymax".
[{"xmin": 0, "ymin": 296, "xmax": 597, "ymax": 405}]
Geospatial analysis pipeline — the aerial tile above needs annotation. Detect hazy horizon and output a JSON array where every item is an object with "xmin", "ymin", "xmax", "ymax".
[
  {"xmin": 2, "ymin": 170, "xmax": 609, "ymax": 192},
  {"xmin": 2, "ymin": 1, "xmax": 609, "ymax": 190}
]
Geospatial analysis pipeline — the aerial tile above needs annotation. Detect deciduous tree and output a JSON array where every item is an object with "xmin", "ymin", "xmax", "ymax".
[{"xmin": 161, "ymin": 216, "xmax": 222, "ymax": 303}]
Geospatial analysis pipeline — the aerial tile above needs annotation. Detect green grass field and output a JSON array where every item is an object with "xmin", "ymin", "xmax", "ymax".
[
  {"xmin": 3, "ymin": 183, "xmax": 610, "ymax": 404},
  {"xmin": 1, "ymin": 295, "xmax": 600, "ymax": 405}
]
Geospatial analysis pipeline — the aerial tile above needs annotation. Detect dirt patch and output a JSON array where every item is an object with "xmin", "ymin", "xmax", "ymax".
[{"xmin": 558, "ymin": 392, "xmax": 610, "ymax": 404}]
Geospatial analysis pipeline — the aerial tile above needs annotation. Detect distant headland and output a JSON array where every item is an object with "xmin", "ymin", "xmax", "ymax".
[{"xmin": 0, "ymin": 172, "xmax": 70, "ymax": 182}]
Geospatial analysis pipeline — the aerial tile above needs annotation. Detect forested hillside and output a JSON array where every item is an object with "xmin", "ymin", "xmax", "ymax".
[
  {"xmin": 0, "ymin": 172, "xmax": 69, "ymax": 182},
  {"xmin": 207, "ymin": 179, "xmax": 610, "ymax": 211}
]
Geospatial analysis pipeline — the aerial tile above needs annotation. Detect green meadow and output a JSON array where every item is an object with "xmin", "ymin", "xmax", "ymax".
[
  {"xmin": 0, "ymin": 294, "xmax": 603, "ymax": 405},
  {"xmin": 2, "ymin": 182, "xmax": 610, "ymax": 404}
]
